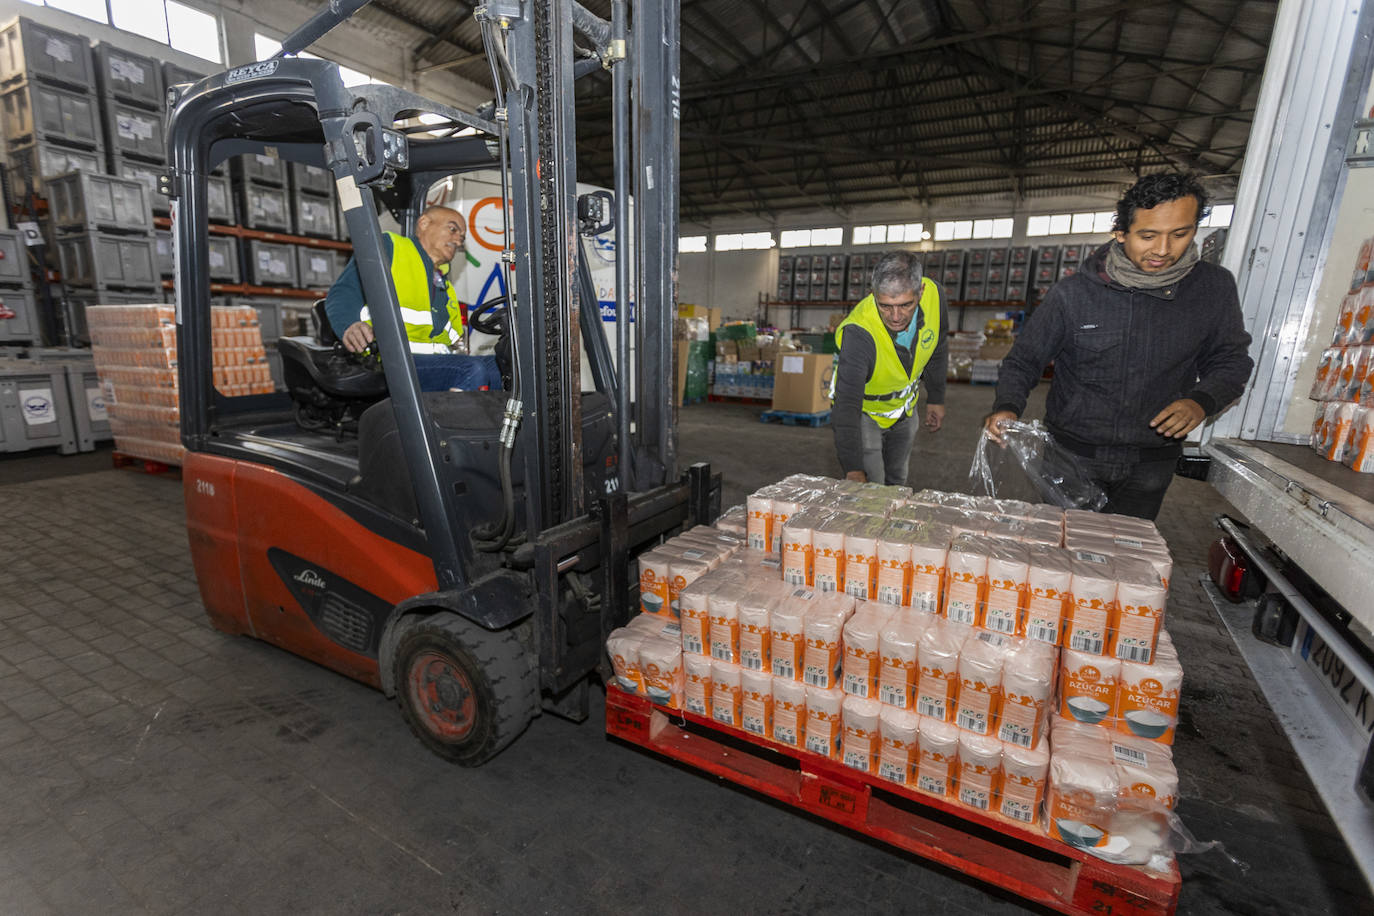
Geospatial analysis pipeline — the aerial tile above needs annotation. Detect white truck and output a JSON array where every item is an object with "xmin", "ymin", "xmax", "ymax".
[{"xmin": 1197, "ymin": 0, "xmax": 1374, "ymax": 889}]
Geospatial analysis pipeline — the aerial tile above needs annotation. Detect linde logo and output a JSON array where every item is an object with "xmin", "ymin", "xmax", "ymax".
[
  {"xmin": 293, "ymin": 569, "xmax": 327, "ymax": 589},
  {"xmin": 226, "ymin": 60, "xmax": 279, "ymax": 84}
]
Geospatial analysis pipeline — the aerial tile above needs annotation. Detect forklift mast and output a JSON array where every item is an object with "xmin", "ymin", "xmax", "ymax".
[{"xmin": 166, "ymin": 0, "xmax": 683, "ymax": 595}]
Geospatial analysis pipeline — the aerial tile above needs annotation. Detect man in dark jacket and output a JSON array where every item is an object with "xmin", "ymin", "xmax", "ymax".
[
  {"xmin": 983, "ymin": 173, "xmax": 1254, "ymax": 519},
  {"xmin": 831, "ymin": 250, "xmax": 949, "ymax": 485}
]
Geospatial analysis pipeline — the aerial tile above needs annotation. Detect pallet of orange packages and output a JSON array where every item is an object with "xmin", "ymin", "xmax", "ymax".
[{"xmin": 605, "ymin": 684, "xmax": 1179, "ymax": 916}]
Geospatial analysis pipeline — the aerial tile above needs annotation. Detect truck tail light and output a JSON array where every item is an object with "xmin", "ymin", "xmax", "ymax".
[{"xmin": 1208, "ymin": 536, "xmax": 1250, "ymax": 602}]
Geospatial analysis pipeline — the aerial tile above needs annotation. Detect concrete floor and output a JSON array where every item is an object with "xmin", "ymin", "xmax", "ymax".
[{"xmin": 0, "ymin": 382, "xmax": 1370, "ymax": 914}]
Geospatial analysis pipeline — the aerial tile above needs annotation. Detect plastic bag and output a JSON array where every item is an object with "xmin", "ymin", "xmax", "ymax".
[{"xmin": 969, "ymin": 420, "xmax": 1108, "ymax": 510}]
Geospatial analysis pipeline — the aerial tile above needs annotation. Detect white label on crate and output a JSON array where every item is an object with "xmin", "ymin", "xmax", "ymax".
[
  {"xmin": 44, "ymin": 38, "xmax": 73, "ymax": 63},
  {"xmin": 19, "ymin": 388, "xmax": 55, "ymax": 425},
  {"xmin": 255, "ymin": 154, "xmax": 276, "ymax": 167},
  {"xmin": 85, "ymin": 386, "xmax": 107, "ymax": 422},
  {"xmin": 270, "ymin": 257, "xmax": 287, "ymax": 275},
  {"xmin": 117, "ymin": 116, "xmax": 155, "ymax": 141},
  {"xmin": 17, "ymin": 221, "xmax": 42, "ymax": 247},
  {"xmin": 781, "ymin": 355, "xmax": 804, "ymax": 374},
  {"xmin": 210, "ymin": 250, "xmax": 225, "ymax": 269},
  {"xmin": 110, "ymin": 58, "xmax": 147, "ymax": 85},
  {"xmin": 264, "ymin": 196, "xmax": 284, "ymax": 217},
  {"xmin": 310, "ymin": 256, "xmax": 327, "ymax": 273},
  {"xmin": 101, "ymin": 378, "xmax": 116, "ymax": 405},
  {"xmin": 336, "ymin": 175, "xmax": 363, "ymax": 212}
]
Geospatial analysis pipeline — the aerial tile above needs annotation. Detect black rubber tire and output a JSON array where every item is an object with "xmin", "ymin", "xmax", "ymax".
[{"xmin": 393, "ymin": 614, "xmax": 538, "ymax": 766}]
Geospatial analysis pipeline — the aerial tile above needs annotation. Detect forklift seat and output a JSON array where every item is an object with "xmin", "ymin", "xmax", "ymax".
[{"xmin": 277, "ymin": 299, "xmax": 389, "ymax": 421}]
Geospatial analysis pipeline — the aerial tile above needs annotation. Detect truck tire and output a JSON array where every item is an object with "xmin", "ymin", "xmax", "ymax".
[{"xmin": 393, "ymin": 614, "xmax": 537, "ymax": 766}]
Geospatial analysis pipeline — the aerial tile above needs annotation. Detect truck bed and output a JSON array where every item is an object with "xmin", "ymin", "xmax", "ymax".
[{"xmin": 1205, "ymin": 438, "xmax": 1374, "ymax": 630}]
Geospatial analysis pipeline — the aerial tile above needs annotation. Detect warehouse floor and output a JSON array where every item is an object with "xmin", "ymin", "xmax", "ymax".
[{"xmin": 0, "ymin": 382, "xmax": 1370, "ymax": 915}]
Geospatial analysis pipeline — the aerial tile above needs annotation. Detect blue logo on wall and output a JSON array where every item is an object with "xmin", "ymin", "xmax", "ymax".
[
  {"xmin": 591, "ymin": 235, "xmax": 617, "ymax": 263},
  {"xmin": 600, "ymin": 301, "xmax": 635, "ymax": 322}
]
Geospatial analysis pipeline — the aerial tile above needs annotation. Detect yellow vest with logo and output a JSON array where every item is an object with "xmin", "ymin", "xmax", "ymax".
[
  {"xmin": 830, "ymin": 279, "xmax": 941, "ymax": 428},
  {"xmin": 359, "ymin": 232, "xmax": 464, "ymax": 355}
]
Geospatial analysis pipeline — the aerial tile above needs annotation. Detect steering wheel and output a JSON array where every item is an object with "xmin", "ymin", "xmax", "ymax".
[{"xmin": 468, "ymin": 295, "xmax": 508, "ymax": 336}]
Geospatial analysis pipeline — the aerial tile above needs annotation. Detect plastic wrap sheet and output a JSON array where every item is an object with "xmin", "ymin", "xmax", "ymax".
[{"xmin": 970, "ymin": 420, "xmax": 1108, "ymax": 510}]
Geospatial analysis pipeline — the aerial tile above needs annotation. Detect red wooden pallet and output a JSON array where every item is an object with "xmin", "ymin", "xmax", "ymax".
[
  {"xmin": 112, "ymin": 451, "xmax": 182, "ymax": 478},
  {"xmin": 605, "ymin": 685, "xmax": 1179, "ymax": 916}
]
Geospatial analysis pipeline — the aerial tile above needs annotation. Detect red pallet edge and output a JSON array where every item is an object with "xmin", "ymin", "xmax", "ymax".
[
  {"xmin": 604, "ymin": 685, "xmax": 1178, "ymax": 916},
  {"xmin": 111, "ymin": 451, "xmax": 182, "ymax": 476}
]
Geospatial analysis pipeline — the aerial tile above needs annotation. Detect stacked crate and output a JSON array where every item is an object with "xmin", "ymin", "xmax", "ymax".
[
  {"xmin": 0, "ymin": 18, "xmax": 103, "ymax": 201},
  {"xmin": 1032, "ymin": 246, "xmax": 1059, "ymax": 303},
  {"xmin": 845, "ymin": 253, "xmax": 867, "ymax": 301},
  {"xmin": 964, "ymin": 249, "xmax": 989, "ymax": 300},
  {"xmin": 93, "ymin": 42, "xmax": 166, "ymax": 210},
  {"xmin": 792, "ymin": 255, "xmax": 811, "ymax": 301},
  {"xmin": 825, "ymin": 254, "xmax": 845, "ymax": 302},
  {"xmin": 289, "ymin": 161, "xmax": 340, "ymax": 243},
  {"xmin": 0, "ymin": 227, "xmax": 37, "ymax": 344},
  {"xmin": 985, "ymin": 248, "xmax": 1009, "ymax": 301},
  {"xmin": 1005, "ymin": 246, "xmax": 1032, "ymax": 303},
  {"xmin": 941, "ymin": 249, "xmax": 965, "ymax": 300},
  {"xmin": 48, "ymin": 170, "xmax": 159, "ymax": 342},
  {"xmin": 777, "ymin": 254, "xmax": 794, "ymax": 300},
  {"xmin": 1058, "ymin": 244, "xmax": 1083, "ymax": 281}
]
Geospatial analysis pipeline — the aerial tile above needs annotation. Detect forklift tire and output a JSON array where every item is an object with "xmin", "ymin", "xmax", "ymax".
[{"xmin": 393, "ymin": 614, "xmax": 538, "ymax": 766}]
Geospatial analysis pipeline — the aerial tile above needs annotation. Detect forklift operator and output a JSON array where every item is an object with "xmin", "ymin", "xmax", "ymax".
[{"xmin": 324, "ymin": 205, "xmax": 503, "ymax": 392}]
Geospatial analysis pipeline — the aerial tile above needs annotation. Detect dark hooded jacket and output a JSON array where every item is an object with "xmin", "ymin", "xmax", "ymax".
[{"xmin": 992, "ymin": 242, "xmax": 1254, "ymax": 455}]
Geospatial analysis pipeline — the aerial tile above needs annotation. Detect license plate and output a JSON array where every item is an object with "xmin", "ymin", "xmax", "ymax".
[{"xmin": 1296, "ymin": 621, "xmax": 1374, "ymax": 737}]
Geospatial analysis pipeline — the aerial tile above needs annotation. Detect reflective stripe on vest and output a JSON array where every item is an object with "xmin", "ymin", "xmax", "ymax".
[
  {"xmin": 362, "ymin": 233, "xmax": 464, "ymax": 354},
  {"xmin": 829, "ymin": 279, "xmax": 941, "ymax": 428}
]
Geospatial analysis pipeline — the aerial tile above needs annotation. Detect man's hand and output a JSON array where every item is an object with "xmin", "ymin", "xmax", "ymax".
[
  {"xmin": 1150, "ymin": 398, "xmax": 1206, "ymax": 439},
  {"xmin": 341, "ymin": 320, "xmax": 375, "ymax": 354},
  {"xmin": 983, "ymin": 410, "xmax": 1018, "ymax": 446},
  {"xmin": 845, "ymin": 470, "xmax": 867, "ymax": 483},
  {"xmin": 924, "ymin": 404, "xmax": 946, "ymax": 432}
]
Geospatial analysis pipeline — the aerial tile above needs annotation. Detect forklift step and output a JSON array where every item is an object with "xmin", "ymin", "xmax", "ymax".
[
  {"xmin": 604, "ymin": 685, "xmax": 1180, "ymax": 916},
  {"xmin": 759, "ymin": 409, "xmax": 830, "ymax": 427}
]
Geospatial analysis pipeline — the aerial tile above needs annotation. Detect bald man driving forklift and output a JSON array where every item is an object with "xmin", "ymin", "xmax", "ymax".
[{"xmin": 325, "ymin": 205, "xmax": 503, "ymax": 392}]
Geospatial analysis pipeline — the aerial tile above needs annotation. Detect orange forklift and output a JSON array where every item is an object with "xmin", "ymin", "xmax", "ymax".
[{"xmin": 167, "ymin": 0, "xmax": 703, "ymax": 764}]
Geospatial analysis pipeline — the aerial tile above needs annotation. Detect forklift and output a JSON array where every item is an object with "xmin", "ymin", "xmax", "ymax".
[{"xmin": 167, "ymin": 0, "xmax": 709, "ymax": 765}]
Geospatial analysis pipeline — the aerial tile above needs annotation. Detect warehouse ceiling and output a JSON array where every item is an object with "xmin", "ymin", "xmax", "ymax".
[{"xmin": 361, "ymin": 0, "xmax": 1277, "ymax": 223}]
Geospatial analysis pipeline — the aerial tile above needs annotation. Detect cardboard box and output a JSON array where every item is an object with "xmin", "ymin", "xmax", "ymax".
[
  {"xmin": 772, "ymin": 353, "xmax": 835, "ymax": 414},
  {"xmin": 737, "ymin": 343, "xmax": 761, "ymax": 362},
  {"xmin": 716, "ymin": 339, "xmax": 738, "ymax": 359},
  {"xmin": 679, "ymin": 304, "xmax": 722, "ymax": 333}
]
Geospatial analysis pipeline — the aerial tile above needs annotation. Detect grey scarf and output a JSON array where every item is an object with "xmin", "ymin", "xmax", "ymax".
[{"xmin": 1103, "ymin": 239, "xmax": 1200, "ymax": 290}]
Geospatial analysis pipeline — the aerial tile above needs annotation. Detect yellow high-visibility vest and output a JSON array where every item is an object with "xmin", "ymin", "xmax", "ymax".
[{"xmin": 830, "ymin": 279, "xmax": 941, "ymax": 428}]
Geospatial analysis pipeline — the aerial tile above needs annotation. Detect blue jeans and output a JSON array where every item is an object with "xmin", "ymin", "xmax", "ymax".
[{"xmin": 412, "ymin": 354, "xmax": 503, "ymax": 392}]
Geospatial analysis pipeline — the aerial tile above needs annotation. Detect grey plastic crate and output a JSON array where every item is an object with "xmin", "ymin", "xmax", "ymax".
[
  {"xmin": 63, "ymin": 288, "xmax": 159, "ymax": 344},
  {"xmin": 0, "ymin": 362, "xmax": 78, "ymax": 454},
  {"xmin": 0, "ymin": 229, "xmax": 29, "ymax": 286},
  {"xmin": 247, "ymin": 240, "xmax": 298, "ymax": 287},
  {"xmin": 292, "ymin": 194, "xmax": 338, "ymax": 239},
  {"xmin": 64, "ymin": 361, "xmax": 110, "ymax": 450},
  {"xmin": 93, "ymin": 42, "xmax": 163, "ymax": 110},
  {"xmin": 154, "ymin": 229, "xmax": 172, "ymax": 277},
  {"xmin": 161, "ymin": 61, "xmax": 206, "ymax": 91},
  {"xmin": 1, "ymin": 80, "xmax": 102, "ymax": 148},
  {"xmin": 240, "ymin": 183, "xmax": 290, "ymax": 232},
  {"xmin": 5, "ymin": 138, "xmax": 103, "ymax": 195},
  {"xmin": 289, "ymin": 162, "xmax": 332, "ymax": 196},
  {"xmin": 207, "ymin": 174, "xmax": 234, "ymax": 223},
  {"xmin": 0, "ymin": 18, "xmax": 94, "ymax": 91},
  {"xmin": 252, "ymin": 300, "xmax": 282, "ymax": 343},
  {"xmin": 295, "ymin": 246, "xmax": 340, "ymax": 288},
  {"xmin": 56, "ymin": 233, "xmax": 159, "ymax": 290},
  {"xmin": 0, "ymin": 286, "xmax": 36, "ymax": 341},
  {"xmin": 102, "ymin": 101, "xmax": 165, "ymax": 163},
  {"xmin": 109, "ymin": 155, "xmax": 168, "ymax": 215},
  {"xmin": 208, "ymin": 235, "xmax": 240, "ymax": 283},
  {"xmin": 280, "ymin": 301, "xmax": 315, "ymax": 338},
  {"xmin": 47, "ymin": 171, "xmax": 154, "ymax": 235},
  {"xmin": 239, "ymin": 152, "xmax": 287, "ymax": 186}
]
